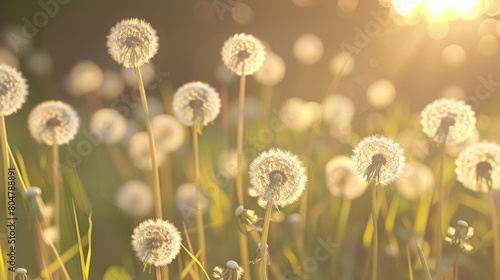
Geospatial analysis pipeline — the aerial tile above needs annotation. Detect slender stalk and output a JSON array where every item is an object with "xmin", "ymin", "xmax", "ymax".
[
  {"xmin": 236, "ymin": 70, "xmax": 250, "ymax": 280},
  {"xmin": 156, "ymin": 267, "xmax": 162, "ymax": 280},
  {"xmin": 372, "ymin": 183, "xmax": 378, "ymax": 280},
  {"xmin": 51, "ymin": 131, "xmax": 60, "ymax": 251},
  {"xmin": 414, "ymin": 238, "xmax": 432, "ymax": 280},
  {"xmin": 453, "ymin": 247, "xmax": 461, "ymax": 280},
  {"xmin": 436, "ymin": 145, "xmax": 445, "ymax": 279},
  {"xmin": 0, "ymin": 115, "xmax": 11, "ymax": 280},
  {"xmin": 134, "ymin": 64, "xmax": 163, "ymax": 220},
  {"xmin": 489, "ymin": 191, "xmax": 500, "ymax": 280},
  {"xmin": 406, "ymin": 245, "xmax": 414, "ymax": 280},
  {"xmin": 259, "ymin": 85, "xmax": 272, "ymax": 126},
  {"xmin": 260, "ymin": 201, "xmax": 274, "ymax": 280},
  {"xmin": 332, "ymin": 198, "xmax": 352, "ymax": 277},
  {"xmin": 192, "ymin": 125, "xmax": 206, "ymax": 268},
  {"xmin": 161, "ymin": 154, "xmax": 174, "ymax": 220},
  {"xmin": 220, "ymin": 85, "xmax": 230, "ymax": 150}
]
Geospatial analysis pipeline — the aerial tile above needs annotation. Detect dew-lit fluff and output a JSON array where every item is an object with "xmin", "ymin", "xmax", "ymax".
[
  {"xmin": 172, "ymin": 81, "xmax": 221, "ymax": 127},
  {"xmin": 67, "ymin": 60, "xmax": 103, "ymax": 96},
  {"xmin": 107, "ymin": 18, "xmax": 159, "ymax": 68},
  {"xmin": 280, "ymin": 98, "xmax": 322, "ymax": 133},
  {"xmin": 116, "ymin": 180, "xmax": 154, "ymax": 218},
  {"xmin": 249, "ymin": 149, "xmax": 307, "ymax": 208},
  {"xmin": 0, "ymin": 64, "xmax": 28, "ymax": 116},
  {"xmin": 90, "ymin": 108, "xmax": 127, "ymax": 144},
  {"xmin": 128, "ymin": 131, "xmax": 165, "ymax": 171},
  {"xmin": 151, "ymin": 114, "xmax": 185, "ymax": 153},
  {"xmin": 213, "ymin": 260, "xmax": 244, "ymax": 280},
  {"xmin": 456, "ymin": 142, "xmax": 500, "ymax": 192},
  {"xmin": 28, "ymin": 100, "xmax": 80, "ymax": 145},
  {"xmin": 131, "ymin": 219, "xmax": 182, "ymax": 267},
  {"xmin": 254, "ymin": 52, "xmax": 286, "ymax": 86},
  {"xmin": 325, "ymin": 155, "xmax": 368, "ymax": 199},
  {"xmin": 175, "ymin": 183, "xmax": 209, "ymax": 220},
  {"xmin": 396, "ymin": 162, "xmax": 435, "ymax": 200},
  {"xmin": 420, "ymin": 98, "xmax": 476, "ymax": 145},
  {"xmin": 352, "ymin": 136, "xmax": 405, "ymax": 186},
  {"xmin": 221, "ymin": 33, "xmax": 266, "ymax": 76},
  {"xmin": 328, "ymin": 52, "xmax": 355, "ymax": 77},
  {"xmin": 99, "ymin": 70, "xmax": 125, "ymax": 99},
  {"xmin": 293, "ymin": 33, "xmax": 324, "ymax": 65},
  {"xmin": 218, "ymin": 149, "xmax": 245, "ymax": 178}
]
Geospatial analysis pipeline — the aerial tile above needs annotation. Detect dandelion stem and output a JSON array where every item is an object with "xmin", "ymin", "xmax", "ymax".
[
  {"xmin": 51, "ymin": 130, "xmax": 61, "ymax": 253},
  {"xmin": 372, "ymin": 183, "xmax": 378, "ymax": 280},
  {"xmin": 134, "ymin": 64, "xmax": 163, "ymax": 221},
  {"xmin": 0, "ymin": 114, "xmax": 11, "ymax": 280},
  {"xmin": 406, "ymin": 245, "xmax": 414, "ymax": 280},
  {"xmin": 260, "ymin": 201, "xmax": 273, "ymax": 280},
  {"xmin": 259, "ymin": 85, "xmax": 272, "ymax": 126},
  {"xmin": 453, "ymin": 246, "xmax": 461, "ymax": 280},
  {"xmin": 489, "ymin": 191, "xmax": 500, "ymax": 280},
  {"xmin": 333, "ymin": 197, "xmax": 351, "ymax": 277},
  {"xmin": 414, "ymin": 238, "xmax": 432, "ymax": 280},
  {"xmin": 436, "ymin": 144, "xmax": 445, "ymax": 279},
  {"xmin": 192, "ymin": 125, "xmax": 206, "ymax": 269}
]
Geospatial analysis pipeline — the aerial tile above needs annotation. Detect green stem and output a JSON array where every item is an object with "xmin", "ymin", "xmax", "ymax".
[
  {"xmin": 51, "ymin": 131, "xmax": 60, "ymax": 251},
  {"xmin": 192, "ymin": 125, "xmax": 206, "ymax": 270},
  {"xmin": 0, "ymin": 115, "xmax": 10, "ymax": 280},
  {"xmin": 436, "ymin": 145, "xmax": 445, "ymax": 279},
  {"xmin": 260, "ymin": 201, "xmax": 274, "ymax": 280},
  {"xmin": 489, "ymin": 191, "xmax": 500, "ymax": 280},
  {"xmin": 372, "ymin": 183, "xmax": 378, "ymax": 280}
]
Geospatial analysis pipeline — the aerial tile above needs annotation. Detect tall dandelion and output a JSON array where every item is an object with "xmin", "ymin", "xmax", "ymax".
[
  {"xmin": 456, "ymin": 142, "xmax": 500, "ymax": 280},
  {"xmin": 352, "ymin": 136, "xmax": 405, "ymax": 280},
  {"xmin": 249, "ymin": 149, "xmax": 307, "ymax": 280},
  {"xmin": 28, "ymin": 100, "xmax": 79, "ymax": 251},
  {"xmin": 421, "ymin": 98, "xmax": 476, "ymax": 278},
  {"xmin": 173, "ymin": 81, "xmax": 221, "ymax": 267}
]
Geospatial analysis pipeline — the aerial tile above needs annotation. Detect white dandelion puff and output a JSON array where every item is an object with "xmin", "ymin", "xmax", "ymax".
[
  {"xmin": 456, "ymin": 142, "xmax": 500, "ymax": 192},
  {"xmin": 0, "ymin": 64, "xmax": 29, "ymax": 116},
  {"xmin": 221, "ymin": 33, "xmax": 266, "ymax": 76}
]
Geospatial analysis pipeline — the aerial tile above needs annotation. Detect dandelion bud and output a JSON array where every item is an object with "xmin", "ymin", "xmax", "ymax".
[
  {"xmin": 107, "ymin": 19, "xmax": 159, "ymax": 68},
  {"xmin": 455, "ymin": 142, "xmax": 500, "ymax": 192},
  {"xmin": 235, "ymin": 205, "xmax": 261, "ymax": 234},
  {"xmin": 221, "ymin": 33, "xmax": 266, "ymax": 76},
  {"xmin": 116, "ymin": 180, "xmax": 154, "ymax": 218},
  {"xmin": 445, "ymin": 220, "xmax": 474, "ymax": 252},
  {"xmin": 352, "ymin": 136, "xmax": 405, "ymax": 186},
  {"xmin": 24, "ymin": 186, "xmax": 49, "ymax": 227},
  {"xmin": 0, "ymin": 64, "xmax": 28, "ymax": 116},
  {"xmin": 28, "ymin": 100, "xmax": 80, "ymax": 145},
  {"xmin": 172, "ymin": 81, "xmax": 221, "ymax": 132},
  {"xmin": 213, "ymin": 260, "xmax": 244, "ymax": 280},
  {"xmin": 249, "ymin": 149, "xmax": 307, "ymax": 208},
  {"xmin": 131, "ymin": 219, "xmax": 182, "ymax": 267},
  {"xmin": 15, "ymin": 267, "xmax": 28, "ymax": 280},
  {"xmin": 421, "ymin": 98, "xmax": 476, "ymax": 145},
  {"xmin": 90, "ymin": 108, "xmax": 127, "ymax": 144}
]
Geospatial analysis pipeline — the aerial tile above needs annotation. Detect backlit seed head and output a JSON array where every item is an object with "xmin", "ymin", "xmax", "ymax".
[
  {"xmin": 151, "ymin": 114, "xmax": 185, "ymax": 153},
  {"xmin": 90, "ymin": 108, "xmax": 127, "ymax": 144},
  {"xmin": 456, "ymin": 142, "xmax": 500, "ymax": 192},
  {"xmin": 172, "ymin": 81, "xmax": 221, "ymax": 129},
  {"xmin": 28, "ymin": 100, "xmax": 80, "ymax": 145},
  {"xmin": 325, "ymin": 155, "xmax": 368, "ymax": 199},
  {"xmin": 107, "ymin": 18, "xmax": 159, "ymax": 68},
  {"xmin": 116, "ymin": 180, "xmax": 154, "ymax": 218},
  {"xmin": 0, "ymin": 64, "xmax": 28, "ymax": 116},
  {"xmin": 249, "ymin": 149, "xmax": 307, "ymax": 208},
  {"xmin": 221, "ymin": 33, "xmax": 266, "ymax": 76},
  {"xmin": 213, "ymin": 260, "xmax": 244, "ymax": 280},
  {"xmin": 352, "ymin": 136, "xmax": 405, "ymax": 186},
  {"xmin": 131, "ymin": 219, "xmax": 182, "ymax": 267},
  {"xmin": 421, "ymin": 98, "xmax": 476, "ymax": 145},
  {"xmin": 128, "ymin": 131, "xmax": 165, "ymax": 171}
]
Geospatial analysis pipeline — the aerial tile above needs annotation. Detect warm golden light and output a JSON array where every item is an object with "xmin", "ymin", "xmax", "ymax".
[{"xmin": 391, "ymin": 0, "xmax": 490, "ymax": 22}]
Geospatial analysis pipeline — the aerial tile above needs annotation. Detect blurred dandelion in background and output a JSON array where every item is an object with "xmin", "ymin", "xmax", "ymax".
[
  {"xmin": 254, "ymin": 52, "xmax": 286, "ymax": 87},
  {"xmin": 366, "ymin": 79, "xmax": 397, "ymax": 110},
  {"xmin": 90, "ymin": 108, "xmax": 127, "ymax": 145},
  {"xmin": 325, "ymin": 155, "xmax": 368, "ymax": 199},
  {"xmin": 456, "ymin": 142, "xmax": 500, "ymax": 192},
  {"xmin": 280, "ymin": 98, "xmax": 322, "ymax": 133},
  {"xmin": 175, "ymin": 182, "xmax": 209, "ymax": 221},
  {"xmin": 128, "ymin": 131, "xmax": 165, "ymax": 171},
  {"xmin": 328, "ymin": 51, "xmax": 355, "ymax": 77},
  {"xmin": 151, "ymin": 114, "xmax": 185, "ymax": 153},
  {"xmin": 99, "ymin": 70, "xmax": 125, "ymax": 100},
  {"xmin": 218, "ymin": 149, "xmax": 244, "ymax": 179},
  {"xmin": 293, "ymin": 33, "xmax": 324, "ymax": 65},
  {"xmin": 396, "ymin": 162, "xmax": 435, "ymax": 200},
  {"xmin": 115, "ymin": 180, "xmax": 154, "ymax": 218},
  {"xmin": 67, "ymin": 60, "xmax": 103, "ymax": 96},
  {"xmin": 131, "ymin": 219, "xmax": 182, "ymax": 267}
]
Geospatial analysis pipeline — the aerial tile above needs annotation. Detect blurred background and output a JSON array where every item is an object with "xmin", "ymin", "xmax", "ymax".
[{"xmin": 1, "ymin": 0, "xmax": 500, "ymax": 279}]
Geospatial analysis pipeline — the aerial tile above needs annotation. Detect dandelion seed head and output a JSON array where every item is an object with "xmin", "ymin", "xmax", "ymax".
[
  {"xmin": 107, "ymin": 18, "xmax": 159, "ymax": 68},
  {"xmin": 249, "ymin": 149, "xmax": 307, "ymax": 208},
  {"xmin": 221, "ymin": 33, "xmax": 266, "ymax": 76},
  {"xmin": 0, "ymin": 64, "xmax": 28, "ymax": 116},
  {"xmin": 396, "ymin": 162, "xmax": 435, "ymax": 200},
  {"xmin": 421, "ymin": 98, "xmax": 476, "ymax": 145},
  {"xmin": 116, "ymin": 180, "xmax": 154, "ymax": 218},
  {"xmin": 254, "ymin": 52, "xmax": 286, "ymax": 86},
  {"xmin": 325, "ymin": 155, "xmax": 368, "ymax": 199},
  {"xmin": 28, "ymin": 100, "xmax": 80, "ymax": 145},
  {"xmin": 456, "ymin": 142, "xmax": 500, "ymax": 192},
  {"xmin": 131, "ymin": 219, "xmax": 182, "ymax": 267},
  {"xmin": 90, "ymin": 108, "xmax": 127, "ymax": 144},
  {"xmin": 172, "ymin": 81, "xmax": 221, "ymax": 127},
  {"xmin": 128, "ymin": 131, "xmax": 165, "ymax": 171},
  {"xmin": 151, "ymin": 114, "xmax": 185, "ymax": 153},
  {"xmin": 352, "ymin": 135, "xmax": 405, "ymax": 186}
]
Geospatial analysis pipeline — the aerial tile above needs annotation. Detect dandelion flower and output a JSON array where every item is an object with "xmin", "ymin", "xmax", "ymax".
[
  {"xmin": 218, "ymin": 149, "xmax": 245, "ymax": 178},
  {"xmin": 213, "ymin": 260, "xmax": 244, "ymax": 280},
  {"xmin": 175, "ymin": 183, "xmax": 209, "ymax": 220},
  {"xmin": 445, "ymin": 220, "xmax": 474, "ymax": 252},
  {"xmin": 131, "ymin": 219, "xmax": 182, "ymax": 267},
  {"xmin": 151, "ymin": 114, "xmax": 185, "ymax": 153},
  {"xmin": 249, "ymin": 149, "xmax": 307, "ymax": 208},
  {"xmin": 128, "ymin": 131, "xmax": 165, "ymax": 171},
  {"xmin": 172, "ymin": 81, "xmax": 221, "ymax": 129},
  {"xmin": 90, "ymin": 108, "xmax": 127, "ymax": 144},
  {"xmin": 325, "ymin": 155, "xmax": 368, "ymax": 199},
  {"xmin": 421, "ymin": 98, "xmax": 476, "ymax": 145},
  {"xmin": 352, "ymin": 135, "xmax": 405, "ymax": 186},
  {"xmin": 28, "ymin": 100, "xmax": 80, "ymax": 145},
  {"xmin": 107, "ymin": 18, "xmax": 159, "ymax": 68},
  {"xmin": 0, "ymin": 64, "xmax": 28, "ymax": 116},
  {"xmin": 221, "ymin": 33, "xmax": 266, "ymax": 76},
  {"xmin": 116, "ymin": 180, "xmax": 154, "ymax": 218},
  {"xmin": 396, "ymin": 162, "xmax": 435, "ymax": 200},
  {"xmin": 456, "ymin": 142, "xmax": 500, "ymax": 192},
  {"xmin": 254, "ymin": 52, "xmax": 286, "ymax": 86}
]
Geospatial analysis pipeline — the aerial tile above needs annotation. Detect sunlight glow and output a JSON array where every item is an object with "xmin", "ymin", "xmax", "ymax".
[{"xmin": 391, "ymin": 0, "xmax": 490, "ymax": 22}]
